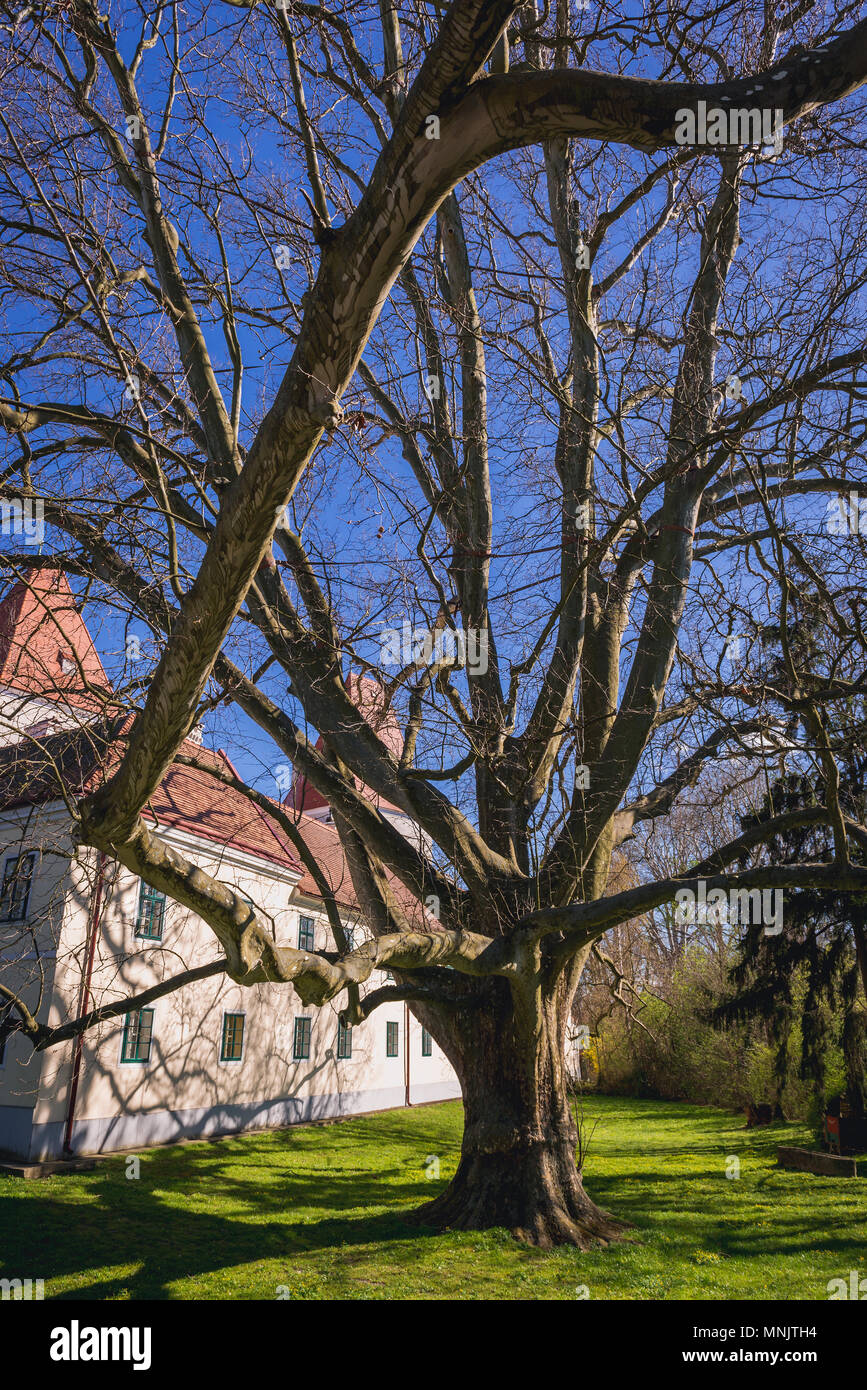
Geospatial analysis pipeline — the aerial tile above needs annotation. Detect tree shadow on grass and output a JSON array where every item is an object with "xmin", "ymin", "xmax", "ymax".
[
  {"xmin": 1, "ymin": 1098, "xmax": 859, "ymax": 1298},
  {"xmin": 585, "ymin": 1166, "xmax": 867, "ymax": 1262},
  {"xmin": 114, "ymin": 1127, "xmax": 461, "ymax": 1220},
  {"xmin": 0, "ymin": 1167, "xmax": 451, "ymax": 1301}
]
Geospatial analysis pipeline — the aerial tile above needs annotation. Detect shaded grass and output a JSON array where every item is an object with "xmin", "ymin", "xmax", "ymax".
[{"xmin": 1, "ymin": 1096, "xmax": 864, "ymax": 1300}]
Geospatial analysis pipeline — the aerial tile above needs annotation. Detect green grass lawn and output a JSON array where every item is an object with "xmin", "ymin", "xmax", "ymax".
[{"xmin": 1, "ymin": 1095, "xmax": 864, "ymax": 1300}]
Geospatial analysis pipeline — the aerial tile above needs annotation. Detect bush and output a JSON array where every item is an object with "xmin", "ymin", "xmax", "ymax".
[{"xmin": 592, "ymin": 944, "xmax": 840, "ymax": 1119}]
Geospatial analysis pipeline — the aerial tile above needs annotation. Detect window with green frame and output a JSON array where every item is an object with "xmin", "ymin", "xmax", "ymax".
[
  {"xmin": 336, "ymin": 1020, "xmax": 352, "ymax": 1058},
  {"xmin": 386, "ymin": 1020, "xmax": 399, "ymax": 1057},
  {"xmin": 220, "ymin": 1012, "xmax": 245, "ymax": 1062},
  {"xmin": 421, "ymin": 1027, "xmax": 432, "ymax": 1057},
  {"xmin": 297, "ymin": 915, "xmax": 315, "ymax": 951},
  {"xmin": 135, "ymin": 880, "xmax": 166, "ymax": 940},
  {"xmin": 293, "ymin": 1016, "xmax": 311, "ymax": 1060},
  {"xmin": 0, "ymin": 852, "xmax": 35, "ymax": 923},
  {"xmin": 121, "ymin": 1008, "xmax": 154, "ymax": 1063}
]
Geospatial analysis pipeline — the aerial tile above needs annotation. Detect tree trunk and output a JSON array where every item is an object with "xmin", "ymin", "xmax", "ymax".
[
  {"xmin": 409, "ymin": 979, "xmax": 627, "ymax": 1249},
  {"xmin": 854, "ymin": 922, "xmax": 867, "ymax": 1005}
]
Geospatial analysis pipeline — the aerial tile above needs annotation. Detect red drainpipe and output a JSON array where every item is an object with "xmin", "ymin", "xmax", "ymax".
[
  {"xmin": 63, "ymin": 852, "xmax": 107, "ymax": 1155},
  {"xmin": 404, "ymin": 1000, "xmax": 412, "ymax": 1107}
]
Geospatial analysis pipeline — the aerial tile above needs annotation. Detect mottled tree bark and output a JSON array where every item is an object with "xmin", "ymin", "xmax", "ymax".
[{"xmin": 411, "ymin": 975, "xmax": 624, "ymax": 1248}]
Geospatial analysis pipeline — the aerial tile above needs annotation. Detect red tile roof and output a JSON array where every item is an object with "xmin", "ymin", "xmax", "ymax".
[
  {"xmin": 286, "ymin": 807, "xmax": 433, "ymax": 928},
  {"xmin": 143, "ymin": 744, "xmax": 302, "ymax": 873},
  {"xmin": 0, "ymin": 722, "xmax": 302, "ymax": 875},
  {"xmin": 0, "ymin": 568, "xmax": 111, "ymax": 710},
  {"xmin": 289, "ymin": 811, "xmax": 361, "ymax": 908}
]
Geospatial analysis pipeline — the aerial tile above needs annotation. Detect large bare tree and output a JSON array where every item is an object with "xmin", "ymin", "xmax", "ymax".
[{"xmin": 3, "ymin": 0, "xmax": 867, "ymax": 1245}]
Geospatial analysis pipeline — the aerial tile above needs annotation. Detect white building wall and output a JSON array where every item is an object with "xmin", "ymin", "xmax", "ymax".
[
  {"xmin": 0, "ymin": 803, "xmax": 75, "ymax": 1154},
  {"xmin": 0, "ymin": 814, "xmax": 460, "ymax": 1162}
]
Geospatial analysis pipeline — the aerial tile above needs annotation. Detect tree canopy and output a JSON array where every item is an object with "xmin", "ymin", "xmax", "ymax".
[{"xmin": 2, "ymin": 0, "xmax": 867, "ymax": 1244}]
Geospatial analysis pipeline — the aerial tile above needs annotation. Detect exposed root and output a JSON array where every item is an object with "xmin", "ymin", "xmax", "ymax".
[{"xmin": 408, "ymin": 1153, "xmax": 630, "ymax": 1250}]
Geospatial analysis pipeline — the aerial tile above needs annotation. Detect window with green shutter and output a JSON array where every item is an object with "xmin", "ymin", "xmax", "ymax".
[
  {"xmin": 337, "ymin": 1020, "xmax": 352, "ymax": 1058},
  {"xmin": 293, "ymin": 1016, "xmax": 311, "ymax": 1060},
  {"xmin": 421, "ymin": 1027, "xmax": 432, "ymax": 1057},
  {"xmin": 135, "ymin": 881, "xmax": 166, "ymax": 940},
  {"xmin": 221, "ymin": 1012, "xmax": 245, "ymax": 1061},
  {"xmin": 0, "ymin": 852, "xmax": 35, "ymax": 923},
  {"xmin": 121, "ymin": 1008, "xmax": 154, "ymax": 1063},
  {"xmin": 386, "ymin": 1020, "xmax": 399, "ymax": 1057},
  {"xmin": 0, "ymin": 1002, "xmax": 11, "ymax": 1064},
  {"xmin": 298, "ymin": 916, "xmax": 315, "ymax": 951}
]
